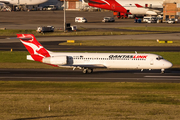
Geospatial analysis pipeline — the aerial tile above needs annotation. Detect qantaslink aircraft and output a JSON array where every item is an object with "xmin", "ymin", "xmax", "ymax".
[{"xmin": 17, "ymin": 34, "xmax": 172, "ymax": 74}]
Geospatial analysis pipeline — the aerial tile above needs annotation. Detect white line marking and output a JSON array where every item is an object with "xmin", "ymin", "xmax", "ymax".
[
  {"xmin": 0, "ymin": 77, "xmax": 180, "ymax": 81},
  {"xmin": 145, "ymin": 76, "xmax": 180, "ymax": 78}
]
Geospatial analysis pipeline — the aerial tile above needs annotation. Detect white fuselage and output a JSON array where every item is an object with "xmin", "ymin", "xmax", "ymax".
[
  {"xmin": 38, "ymin": 52, "xmax": 172, "ymax": 70},
  {"xmin": 119, "ymin": 0, "xmax": 163, "ymax": 15},
  {"xmin": 0, "ymin": 0, "xmax": 48, "ymax": 5}
]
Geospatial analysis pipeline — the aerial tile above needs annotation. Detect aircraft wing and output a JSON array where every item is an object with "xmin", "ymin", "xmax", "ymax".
[
  {"xmin": 0, "ymin": 1, "xmax": 9, "ymax": 4},
  {"xmin": 63, "ymin": 64, "xmax": 107, "ymax": 68}
]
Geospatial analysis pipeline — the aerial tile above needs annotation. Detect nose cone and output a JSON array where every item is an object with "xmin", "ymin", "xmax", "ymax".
[{"xmin": 164, "ymin": 61, "xmax": 173, "ymax": 69}]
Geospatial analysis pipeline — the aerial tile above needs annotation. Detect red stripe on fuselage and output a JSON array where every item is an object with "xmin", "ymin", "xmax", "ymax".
[
  {"xmin": 88, "ymin": 0, "xmax": 129, "ymax": 14},
  {"xmin": 135, "ymin": 4, "xmax": 143, "ymax": 8}
]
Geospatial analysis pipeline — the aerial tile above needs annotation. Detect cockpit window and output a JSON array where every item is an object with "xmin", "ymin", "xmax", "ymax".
[{"xmin": 156, "ymin": 56, "xmax": 163, "ymax": 60}]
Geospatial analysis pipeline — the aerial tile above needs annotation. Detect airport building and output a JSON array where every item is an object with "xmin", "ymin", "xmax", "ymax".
[
  {"xmin": 40, "ymin": 0, "xmax": 84, "ymax": 10},
  {"xmin": 163, "ymin": 2, "xmax": 180, "ymax": 21}
]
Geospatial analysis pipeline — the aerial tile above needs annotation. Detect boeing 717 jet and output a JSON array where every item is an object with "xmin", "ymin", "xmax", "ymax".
[{"xmin": 17, "ymin": 34, "xmax": 172, "ymax": 74}]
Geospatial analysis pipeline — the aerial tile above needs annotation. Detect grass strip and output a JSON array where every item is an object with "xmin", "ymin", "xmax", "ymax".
[
  {"xmin": 0, "ymin": 81, "xmax": 180, "ymax": 119},
  {"xmin": 59, "ymin": 40, "xmax": 180, "ymax": 46},
  {"xmin": 0, "ymin": 29, "xmax": 162, "ymax": 37},
  {"xmin": 0, "ymin": 27, "xmax": 179, "ymax": 36},
  {"xmin": 119, "ymin": 27, "xmax": 180, "ymax": 32}
]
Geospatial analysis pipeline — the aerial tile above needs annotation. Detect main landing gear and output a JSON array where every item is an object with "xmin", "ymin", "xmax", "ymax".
[
  {"xmin": 161, "ymin": 69, "xmax": 165, "ymax": 74},
  {"xmin": 83, "ymin": 68, "xmax": 93, "ymax": 74}
]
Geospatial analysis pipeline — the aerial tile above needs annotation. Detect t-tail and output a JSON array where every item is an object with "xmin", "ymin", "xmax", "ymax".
[{"xmin": 17, "ymin": 34, "xmax": 51, "ymax": 62}]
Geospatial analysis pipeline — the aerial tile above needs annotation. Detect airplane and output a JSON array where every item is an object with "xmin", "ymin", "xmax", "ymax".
[
  {"xmin": 84, "ymin": 0, "xmax": 164, "ymax": 15},
  {"xmin": 17, "ymin": 34, "xmax": 172, "ymax": 74},
  {"xmin": 0, "ymin": 0, "xmax": 48, "ymax": 5}
]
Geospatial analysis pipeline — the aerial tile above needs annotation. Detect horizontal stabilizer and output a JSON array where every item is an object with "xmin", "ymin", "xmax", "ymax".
[
  {"xmin": 7, "ymin": 37, "xmax": 33, "ymax": 40},
  {"xmin": 17, "ymin": 37, "xmax": 33, "ymax": 41}
]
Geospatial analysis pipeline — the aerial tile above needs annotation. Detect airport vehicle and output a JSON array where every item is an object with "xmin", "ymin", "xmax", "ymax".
[
  {"xmin": 167, "ymin": 19, "xmax": 175, "ymax": 24},
  {"xmin": 113, "ymin": 11, "xmax": 128, "ymax": 19},
  {"xmin": 102, "ymin": 17, "xmax": 115, "ymax": 22},
  {"xmin": 36, "ymin": 26, "xmax": 54, "ymax": 33},
  {"xmin": 43, "ymin": 5, "xmax": 57, "ymax": 11},
  {"xmin": 85, "ymin": 0, "xmax": 164, "ymax": 15},
  {"xmin": 17, "ymin": 34, "xmax": 172, "ymax": 74},
  {"xmin": 0, "ymin": 0, "xmax": 48, "ymax": 5},
  {"xmin": 75, "ymin": 17, "xmax": 87, "ymax": 23},
  {"xmin": 143, "ymin": 16, "xmax": 157, "ymax": 23}
]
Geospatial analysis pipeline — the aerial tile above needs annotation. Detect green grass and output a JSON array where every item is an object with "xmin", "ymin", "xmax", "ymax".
[
  {"xmin": 0, "ymin": 51, "xmax": 180, "ymax": 68},
  {"xmin": 0, "ymin": 29, "xmax": 36, "ymax": 36},
  {"xmin": 60, "ymin": 40, "xmax": 180, "ymax": 46},
  {"xmin": 0, "ymin": 27, "xmax": 179, "ymax": 37},
  {"xmin": 1, "ymin": 81, "xmax": 180, "ymax": 119},
  {"xmin": 119, "ymin": 27, "xmax": 180, "ymax": 32},
  {"xmin": 0, "ymin": 29, "xmax": 162, "ymax": 36}
]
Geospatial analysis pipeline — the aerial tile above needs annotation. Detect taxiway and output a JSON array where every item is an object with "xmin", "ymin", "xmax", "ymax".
[{"xmin": 0, "ymin": 69, "xmax": 180, "ymax": 82}]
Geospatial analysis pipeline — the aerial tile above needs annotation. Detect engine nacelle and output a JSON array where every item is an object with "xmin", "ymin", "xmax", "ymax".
[{"xmin": 42, "ymin": 56, "xmax": 67, "ymax": 65}]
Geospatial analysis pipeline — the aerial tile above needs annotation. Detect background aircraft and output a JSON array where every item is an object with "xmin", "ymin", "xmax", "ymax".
[
  {"xmin": 0, "ymin": 0, "xmax": 48, "ymax": 11},
  {"xmin": 0, "ymin": 0, "xmax": 48, "ymax": 5},
  {"xmin": 17, "ymin": 34, "xmax": 172, "ymax": 74},
  {"xmin": 84, "ymin": 0, "xmax": 164, "ymax": 15}
]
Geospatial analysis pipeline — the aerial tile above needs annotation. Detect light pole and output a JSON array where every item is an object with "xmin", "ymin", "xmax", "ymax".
[{"xmin": 64, "ymin": 0, "xmax": 66, "ymax": 32}]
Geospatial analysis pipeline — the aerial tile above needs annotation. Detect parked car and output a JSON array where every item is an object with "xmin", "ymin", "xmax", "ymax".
[
  {"xmin": 43, "ymin": 5, "xmax": 57, "ymax": 10},
  {"xmin": 75, "ymin": 17, "xmax": 87, "ymax": 23},
  {"xmin": 167, "ymin": 19, "xmax": 175, "ymax": 24},
  {"xmin": 102, "ymin": 17, "xmax": 115, "ymax": 22}
]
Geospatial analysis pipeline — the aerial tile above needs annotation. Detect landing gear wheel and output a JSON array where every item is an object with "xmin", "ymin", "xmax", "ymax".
[
  {"xmin": 83, "ymin": 69, "xmax": 87, "ymax": 74},
  {"xmin": 87, "ymin": 69, "xmax": 93, "ymax": 73},
  {"xmin": 82, "ymin": 68, "xmax": 93, "ymax": 74}
]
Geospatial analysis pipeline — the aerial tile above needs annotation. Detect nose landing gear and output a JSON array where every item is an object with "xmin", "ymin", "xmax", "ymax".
[
  {"xmin": 83, "ymin": 68, "xmax": 93, "ymax": 74},
  {"xmin": 161, "ymin": 69, "xmax": 164, "ymax": 74}
]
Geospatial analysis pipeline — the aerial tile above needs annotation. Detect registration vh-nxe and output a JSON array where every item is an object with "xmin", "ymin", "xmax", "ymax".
[{"xmin": 17, "ymin": 34, "xmax": 172, "ymax": 74}]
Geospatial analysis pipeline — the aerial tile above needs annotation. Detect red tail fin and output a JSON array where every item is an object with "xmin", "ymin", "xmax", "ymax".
[{"xmin": 17, "ymin": 34, "xmax": 50, "ymax": 62}]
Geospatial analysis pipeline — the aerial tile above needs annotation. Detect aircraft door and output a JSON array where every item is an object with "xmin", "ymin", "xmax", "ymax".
[{"xmin": 67, "ymin": 56, "xmax": 73, "ymax": 65}]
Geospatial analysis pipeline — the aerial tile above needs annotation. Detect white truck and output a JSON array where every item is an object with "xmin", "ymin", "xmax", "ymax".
[
  {"xmin": 36, "ymin": 26, "xmax": 54, "ymax": 33},
  {"xmin": 143, "ymin": 16, "xmax": 157, "ymax": 23},
  {"xmin": 75, "ymin": 17, "xmax": 87, "ymax": 23},
  {"xmin": 43, "ymin": 5, "xmax": 57, "ymax": 11}
]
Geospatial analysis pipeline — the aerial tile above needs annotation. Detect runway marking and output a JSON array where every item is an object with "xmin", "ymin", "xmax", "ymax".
[
  {"xmin": 145, "ymin": 76, "xmax": 180, "ymax": 78},
  {"xmin": 0, "ymin": 77, "xmax": 180, "ymax": 81}
]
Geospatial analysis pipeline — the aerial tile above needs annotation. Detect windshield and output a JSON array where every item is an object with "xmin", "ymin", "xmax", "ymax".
[{"xmin": 156, "ymin": 56, "xmax": 163, "ymax": 60}]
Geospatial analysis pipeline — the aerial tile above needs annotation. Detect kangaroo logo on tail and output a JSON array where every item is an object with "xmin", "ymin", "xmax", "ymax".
[{"xmin": 17, "ymin": 34, "xmax": 51, "ymax": 62}]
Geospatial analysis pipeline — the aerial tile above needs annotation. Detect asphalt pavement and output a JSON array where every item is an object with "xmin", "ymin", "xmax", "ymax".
[{"xmin": 0, "ymin": 68, "xmax": 180, "ymax": 82}]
